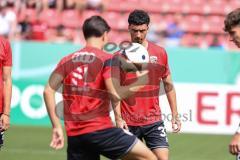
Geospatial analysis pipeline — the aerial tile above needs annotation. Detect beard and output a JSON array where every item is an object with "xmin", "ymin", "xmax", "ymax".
[{"xmin": 133, "ymin": 38, "xmax": 143, "ymax": 44}]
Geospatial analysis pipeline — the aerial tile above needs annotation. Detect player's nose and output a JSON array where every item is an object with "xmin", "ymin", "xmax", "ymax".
[{"xmin": 136, "ymin": 31, "xmax": 141, "ymax": 37}]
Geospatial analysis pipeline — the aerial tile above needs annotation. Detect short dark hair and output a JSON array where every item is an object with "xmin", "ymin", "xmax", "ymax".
[
  {"xmin": 128, "ymin": 10, "xmax": 150, "ymax": 26},
  {"xmin": 83, "ymin": 16, "xmax": 110, "ymax": 39},
  {"xmin": 224, "ymin": 8, "xmax": 240, "ymax": 33}
]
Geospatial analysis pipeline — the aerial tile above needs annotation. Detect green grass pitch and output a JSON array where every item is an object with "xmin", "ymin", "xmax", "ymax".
[{"xmin": 0, "ymin": 126, "xmax": 234, "ymax": 160}]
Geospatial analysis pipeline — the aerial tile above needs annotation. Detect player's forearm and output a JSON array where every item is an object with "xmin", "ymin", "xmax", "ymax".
[
  {"xmin": 105, "ymin": 78, "xmax": 143, "ymax": 102},
  {"xmin": 163, "ymin": 75, "xmax": 178, "ymax": 116},
  {"xmin": 119, "ymin": 84, "xmax": 144, "ymax": 99},
  {"xmin": 113, "ymin": 101, "xmax": 122, "ymax": 120},
  {"xmin": 3, "ymin": 77, "xmax": 12, "ymax": 115},
  {"xmin": 112, "ymin": 83, "xmax": 145, "ymax": 101},
  {"xmin": 166, "ymin": 88, "xmax": 178, "ymax": 117},
  {"xmin": 117, "ymin": 72, "xmax": 148, "ymax": 99},
  {"xmin": 43, "ymin": 86, "xmax": 62, "ymax": 128}
]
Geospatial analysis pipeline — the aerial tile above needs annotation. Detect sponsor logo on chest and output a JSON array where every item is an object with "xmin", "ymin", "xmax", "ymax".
[{"xmin": 150, "ymin": 56, "xmax": 158, "ymax": 63}]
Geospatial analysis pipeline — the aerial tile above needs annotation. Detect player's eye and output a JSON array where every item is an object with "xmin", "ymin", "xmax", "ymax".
[{"xmin": 133, "ymin": 30, "xmax": 139, "ymax": 33}]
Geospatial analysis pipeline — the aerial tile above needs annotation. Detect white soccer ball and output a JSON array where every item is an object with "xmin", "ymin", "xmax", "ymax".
[{"xmin": 123, "ymin": 43, "xmax": 149, "ymax": 63}]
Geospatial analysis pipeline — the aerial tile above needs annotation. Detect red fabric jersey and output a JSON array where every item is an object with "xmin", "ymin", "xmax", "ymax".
[
  {"xmin": 0, "ymin": 36, "xmax": 12, "ymax": 113},
  {"xmin": 54, "ymin": 46, "xmax": 114, "ymax": 136},
  {"xmin": 30, "ymin": 20, "xmax": 47, "ymax": 41},
  {"xmin": 120, "ymin": 42, "xmax": 170, "ymax": 126}
]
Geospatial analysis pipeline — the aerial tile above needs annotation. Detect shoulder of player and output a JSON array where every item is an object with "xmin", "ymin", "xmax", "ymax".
[
  {"xmin": 0, "ymin": 36, "xmax": 11, "ymax": 59},
  {"xmin": 0, "ymin": 36, "xmax": 8, "ymax": 44},
  {"xmin": 0, "ymin": 36, "xmax": 10, "ymax": 50},
  {"xmin": 56, "ymin": 49, "xmax": 81, "ymax": 66},
  {"xmin": 84, "ymin": 47, "xmax": 113, "ymax": 60},
  {"xmin": 59, "ymin": 48, "xmax": 113, "ymax": 66},
  {"xmin": 148, "ymin": 41, "xmax": 167, "ymax": 56}
]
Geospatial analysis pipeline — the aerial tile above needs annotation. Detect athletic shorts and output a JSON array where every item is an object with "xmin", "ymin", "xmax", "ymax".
[
  {"xmin": 128, "ymin": 121, "xmax": 169, "ymax": 150},
  {"xmin": 67, "ymin": 127, "xmax": 137, "ymax": 160},
  {"xmin": 0, "ymin": 131, "xmax": 3, "ymax": 149},
  {"xmin": 0, "ymin": 113, "xmax": 4, "ymax": 149}
]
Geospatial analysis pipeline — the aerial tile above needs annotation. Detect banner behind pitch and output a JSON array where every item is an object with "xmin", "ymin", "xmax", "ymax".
[{"xmin": 10, "ymin": 41, "xmax": 240, "ymax": 134}]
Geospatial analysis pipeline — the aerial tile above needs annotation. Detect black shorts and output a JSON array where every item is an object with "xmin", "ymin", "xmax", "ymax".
[
  {"xmin": 0, "ymin": 131, "xmax": 3, "ymax": 148},
  {"xmin": 67, "ymin": 127, "xmax": 137, "ymax": 160},
  {"xmin": 128, "ymin": 121, "xmax": 169, "ymax": 150},
  {"xmin": 0, "ymin": 114, "xmax": 3, "ymax": 149}
]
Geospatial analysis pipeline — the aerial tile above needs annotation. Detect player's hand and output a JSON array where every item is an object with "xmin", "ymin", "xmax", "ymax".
[
  {"xmin": 0, "ymin": 114, "xmax": 10, "ymax": 131},
  {"xmin": 115, "ymin": 118, "xmax": 129, "ymax": 130},
  {"xmin": 118, "ymin": 55, "xmax": 138, "ymax": 72},
  {"xmin": 171, "ymin": 116, "xmax": 181, "ymax": 133},
  {"xmin": 50, "ymin": 127, "xmax": 64, "ymax": 150},
  {"xmin": 229, "ymin": 133, "xmax": 240, "ymax": 155}
]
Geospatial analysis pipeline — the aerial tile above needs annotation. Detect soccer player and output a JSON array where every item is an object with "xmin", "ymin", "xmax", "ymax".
[
  {"xmin": 224, "ymin": 8, "xmax": 240, "ymax": 155},
  {"xmin": 0, "ymin": 36, "xmax": 12, "ymax": 149},
  {"xmin": 43, "ymin": 15, "xmax": 157, "ymax": 160},
  {"xmin": 113, "ymin": 10, "xmax": 181, "ymax": 160}
]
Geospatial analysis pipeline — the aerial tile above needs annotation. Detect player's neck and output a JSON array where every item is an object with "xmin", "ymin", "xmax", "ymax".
[
  {"xmin": 142, "ymin": 40, "xmax": 148, "ymax": 48},
  {"xmin": 86, "ymin": 38, "xmax": 103, "ymax": 50}
]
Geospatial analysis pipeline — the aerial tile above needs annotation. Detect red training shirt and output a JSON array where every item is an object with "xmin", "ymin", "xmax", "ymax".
[
  {"xmin": 0, "ymin": 36, "xmax": 12, "ymax": 113},
  {"xmin": 120, "ymin": 41, "xmax": 170, "ymax": 126},
  {"xmin": 54, "ymin": 46, "xmax": 114, "ymax": 136}
]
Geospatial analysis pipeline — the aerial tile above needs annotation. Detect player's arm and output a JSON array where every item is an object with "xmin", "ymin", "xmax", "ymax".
[
  {"xmin": 0, "ymin": 66, "xmax": 12, "ymax": 131},
  {"xmin": 104, "ymin": 55, "xmax": 148, "ymax": 101},
  {"xmin": 104, "ymin": 56, "xmax": 148, "ymax": 129},
  {"xmin": 105, "ymin": 70, "xmax": 148, "ymax": 101},
  {"xmin": 229, "ymin": 124, "xmax": 240, "ymax": 155},
  {"xmin": 112, "ymin": 101, "xmax": 128, "ymax": 130},
  {"xmin": 162, "ymin": 74, "xmax": 181, "ymax": 133},
  {"xmin": 43, "ymin": 72, "xmax": 64, "ymax": 149}
]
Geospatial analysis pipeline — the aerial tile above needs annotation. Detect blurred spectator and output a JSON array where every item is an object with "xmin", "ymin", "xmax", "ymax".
[
  {"xmin": 209, "ymin": 35, "xmax": 225, "ymax": 49},
  {"xmin": 19, "ymin": 0, "xmax": 43, "ymax": 15},
  {"xmin": 63, "ymin": 28, "xmax": 74, "ymax": 42},
  {"xmin": 78, "ymin": 0, "xmax": 109, "ymax": 13},
  {"xmin": 165, "ymin": 13, "xmax": 184, "ymax": 47},
  {"xmin": 147, "ymin": 22, "xmax": 167, "ymax": 46},
  {"xmin": 73, "ymin": 27, "xmax": 85, "ymax": 45},
  {"xmin": 147, "ymin": 24, "xmax": 159, "ymax": 43},
  {"xmin": 14, "ymin": 0, "xmax": 23, "ymax": 14},
  {"xmin": 63, "ymin": 0, "xmax": 77, "ymax": 10},
  {"xmin": 49, "ymin": 24, "xmax": 70, "ymax": 43},
  {"xmin": 1, "ymin": 0, "xmax": 15, "ymax": 7},
  {"xmin": 43, "ymin": 0, "xmax": 57, "ymax": 9},
  {"xmin": 25, "ymin": 0, "xmax": 42, "ymax": 10},
  {"xmin": 190, "ymin": 33, "xmax": 208, "ymax": 49},
  {"xmin": 29, "ymin": 14, "xmax": 48, "ymax": 41},
  {"xmin": 42, "ymin": 0, "xmax": 63, "ymax": 13},
  {"xmin": 0, "ymin": 0, "xmax": 233, "ymax": 51},
  {"xmin": 188, "ymin": 33, "xmax": 199, "ymax": 47},
  {"xmin": 0, "ymin": 1, "xmax": 17, "ymax": 40},
  {"xmin": 18, "ymin": 14, "xmax": 32, "ymax": 40}
]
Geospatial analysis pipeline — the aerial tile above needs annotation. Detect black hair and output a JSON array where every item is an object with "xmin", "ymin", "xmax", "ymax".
[
  {"xmin": 83, "ymin": 16, "xmax": 111, "ymax": 39},
  {"xmin": 128, "ymin": 10, "xmax": 150, "ymax": 26},
  {"xmin": 224, "ymin": 8, "xmax": 240, "ymax": 33}
]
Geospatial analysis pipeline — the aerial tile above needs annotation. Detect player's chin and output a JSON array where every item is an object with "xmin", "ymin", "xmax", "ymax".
[{"xmin": 133, "ymin": 39, "xmax": 143, "ymax": 44}]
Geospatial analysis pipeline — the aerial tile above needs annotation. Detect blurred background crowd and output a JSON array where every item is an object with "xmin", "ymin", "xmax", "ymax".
[{"xmin": 0, "ymin": 0, "xmax": 238, "ymax": 50}]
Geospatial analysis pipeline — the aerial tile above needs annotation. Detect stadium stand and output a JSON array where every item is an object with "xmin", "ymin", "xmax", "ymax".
[{"xmin": 1, "ymin": 0, "xmax": 239, "ymax": 50}]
